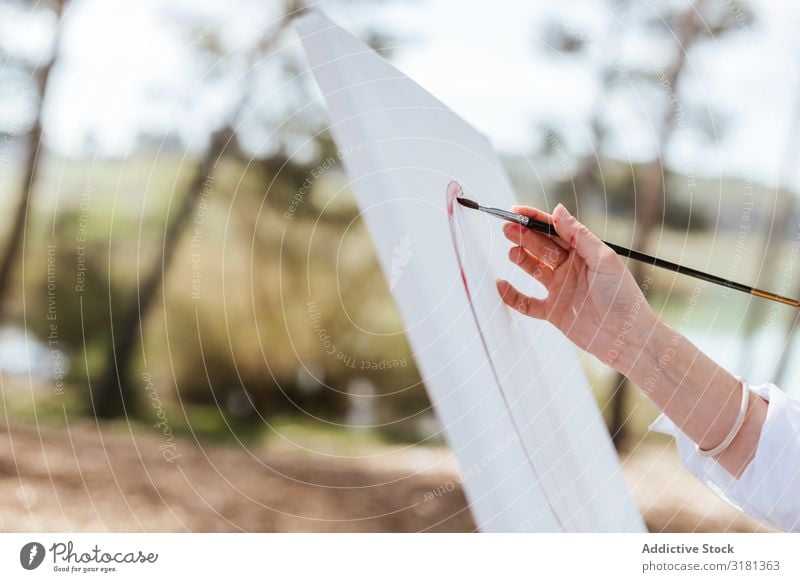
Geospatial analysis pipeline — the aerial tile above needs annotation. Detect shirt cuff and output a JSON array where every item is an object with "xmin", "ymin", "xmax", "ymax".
[{"xmin": 649, "ymin": 382, "xmax": 800, "ymax": 532}]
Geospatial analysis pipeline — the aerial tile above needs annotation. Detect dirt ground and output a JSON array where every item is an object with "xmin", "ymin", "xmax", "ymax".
[{"xmin": 0, "ymin": 421, "xmax": 773, "ymax": 532}]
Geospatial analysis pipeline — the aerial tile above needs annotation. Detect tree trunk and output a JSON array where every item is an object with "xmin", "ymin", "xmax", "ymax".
[
  {"xmin": 0, "ymin": 0, "xmax": 67, "ymax": 319},
  {"xmin": 607, "ymin": 2, "xmax": 704, "ymax": 450},
  {"xmin": 92, "ymin": 127, "xmax": 231, "ymax": 418},
  {"xmin": 608, "ymin": 156, "xmax": 664, "ymax": 448},
  {"xmin": 91, "ymin": 7, "xmax": 297, "ymax": 419}
]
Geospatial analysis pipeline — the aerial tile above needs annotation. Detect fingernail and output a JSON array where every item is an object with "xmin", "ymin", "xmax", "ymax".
[{"xmin": 509, "ymin": 247, "xmax": 523, "ymax": 263}]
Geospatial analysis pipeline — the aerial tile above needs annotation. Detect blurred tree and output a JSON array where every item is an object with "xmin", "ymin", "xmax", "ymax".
[
  {"xmin": 609, "ymin": 0, "xmax": 717, "ymax": 449},
  {"xmin": 94, "ymin": 125, "xmax": 237, "ymax": 418},
  {"xmin": 93, "ymin": 3, "xmax": 303, "ymax": 418},
  {"xmin": 540, "ymin": 0, "xmax": 753, "ymax": 449},
  {"xmin": 0, "ymin": 0, "xmax": 68, "ymax": 319},
  {"xmin": 93, "ymin": 0, "xmax": 405, "ymax": 421},
  {"xmin": 539, "ymin": 0, "xmax": 632, "ymax": 214},
  {"xmin": 224, "ymin": 14, "xmax": 424, "ymax": 425}
]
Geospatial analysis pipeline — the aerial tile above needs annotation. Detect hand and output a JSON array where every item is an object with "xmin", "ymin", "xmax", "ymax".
[
  {"xmin": 496, "ymin": 204, "xmax": 767, "ymax": 479},
  {"xmin": 496, "ymin": 203, "xmax": 657, "ymax": 374}
]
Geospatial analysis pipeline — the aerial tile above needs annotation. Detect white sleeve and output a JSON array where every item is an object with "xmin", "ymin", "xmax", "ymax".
[{"xmin": 649, "ymin": 382, "xmax": 800, "ymax": 532}]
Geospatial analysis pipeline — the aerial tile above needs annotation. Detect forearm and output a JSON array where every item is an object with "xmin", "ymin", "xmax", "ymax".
[
  {"xmin": 498, "ymin": 202, "xmax": 769, "ymax": 479},
  {"xmin": 619, "ymin": 313, "xmax": 767, "ymax": 478}
]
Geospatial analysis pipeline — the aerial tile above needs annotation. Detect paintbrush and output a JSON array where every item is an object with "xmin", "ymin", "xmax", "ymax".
[{"xmin": 456, "ymin": 197, "xmax": 800, "ymax": 308}]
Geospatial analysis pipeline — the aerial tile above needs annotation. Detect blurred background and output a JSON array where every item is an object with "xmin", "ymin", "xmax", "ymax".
[{"xmin": 0, "ymin": 0, "xmax": 796, "ymax": 532}]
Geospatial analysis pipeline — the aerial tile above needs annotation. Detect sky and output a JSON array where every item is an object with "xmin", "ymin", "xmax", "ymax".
[
  {"xmin": 2, "ymin": 0, "xmax": 800, "ymax": 190},
  {"xmin": 374, "ymin": 0, "xmax": 800, "ymax": 190}
]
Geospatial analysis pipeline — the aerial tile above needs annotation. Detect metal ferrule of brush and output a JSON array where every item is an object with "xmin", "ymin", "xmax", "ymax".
[
  {"xmin": 482, "ymin": 206, "xmax": 528, "ymax": 226},
  {"xmin": 481, "ymin": 206, "xmax": 556, "ymax": 236}
]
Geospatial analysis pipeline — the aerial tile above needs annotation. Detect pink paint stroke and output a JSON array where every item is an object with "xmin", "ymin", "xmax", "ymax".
[
  {"xmin": 446, "ymin": 180, "xmax": 471, "ymax": 300},
  {"xmin": 443, "ymin": 179, "xmax": 567, "ymax": 530}
]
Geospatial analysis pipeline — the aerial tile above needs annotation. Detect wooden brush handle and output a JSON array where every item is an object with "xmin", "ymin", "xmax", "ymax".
[{"xmin": 522, "ymin": 216, "xmax": 800, "ymax": 308}]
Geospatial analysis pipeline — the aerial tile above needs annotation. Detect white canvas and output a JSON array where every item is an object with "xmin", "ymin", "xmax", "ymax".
[{"xmin": 297, "ymin": 11, "xmax": 644, "ymax": 532}]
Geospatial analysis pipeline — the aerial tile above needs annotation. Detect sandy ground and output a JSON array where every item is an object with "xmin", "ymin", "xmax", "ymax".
[{"xmin": 0, "ymin": 421, "xmax": 773, "ymax": 532}]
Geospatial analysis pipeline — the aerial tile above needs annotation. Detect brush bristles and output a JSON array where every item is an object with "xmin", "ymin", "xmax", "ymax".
[{"xmin": 456, "ymin": 197, "xmax": 479, "ymax": 210}]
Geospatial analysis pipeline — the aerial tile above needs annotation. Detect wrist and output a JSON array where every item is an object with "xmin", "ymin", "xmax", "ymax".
[{"xmin": 608, "ymin": 306, "xmax": 665, "ymax": 381}]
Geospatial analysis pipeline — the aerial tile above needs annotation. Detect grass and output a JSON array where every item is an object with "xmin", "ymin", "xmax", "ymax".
[
  {"xmin": 2, "ymin": 153, "xmax": 796, "ymax": 453},
  {"xmin": 0, "ymin": 376, "xmax": 396, "ymax": 454}
]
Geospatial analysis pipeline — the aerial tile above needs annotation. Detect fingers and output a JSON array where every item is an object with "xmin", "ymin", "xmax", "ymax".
[
  {"xmin": 508, "ymin": 246, "xmax": 553, "ymax": 288},
  {"xmin": 551, "ymin": 203, "xmax": 607, "ymax": 268},
  {"xmin": 502, "ymin": 222, "xmax": 568, "ymax": 269},
  {"xmin": 510, "ymin": 204, "xmax": 553, "ymax": 223},
  {"xmin": 511, "ymin": 205, "xmax": 571, "ymax": 250},
  {"xmin": 496, "ymin": 279, "xmax": 549, "ymax": 320}
]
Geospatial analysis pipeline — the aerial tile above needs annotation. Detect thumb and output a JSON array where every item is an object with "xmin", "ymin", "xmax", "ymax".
[{"xmin": 552, "ymin": 203, "xmax": 606, "ymax": 268}]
